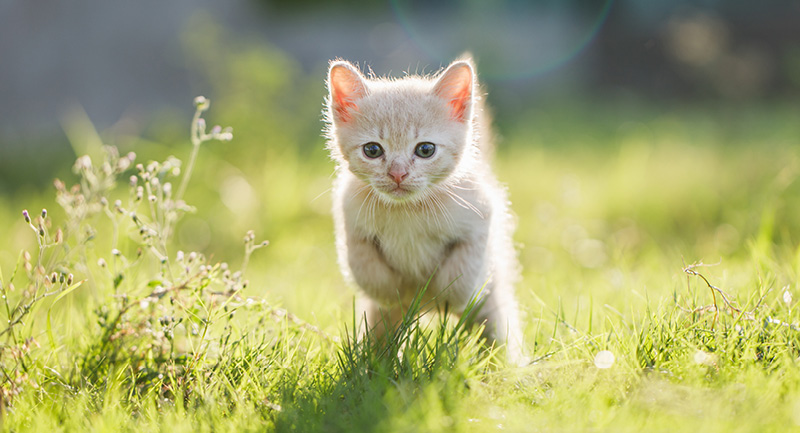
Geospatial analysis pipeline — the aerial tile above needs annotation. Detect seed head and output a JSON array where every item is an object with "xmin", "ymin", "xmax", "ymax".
[
  {"xmin": 117, "ymin": 157, "xmax": 131, "ymax": 171},
  {"xmin": 22, "ymin": 210, "xmax": 30, "ymax": 223},
  {"xmin": 73, "ymin": 155, "xmax": 92, "ymax": 172},
  {"xmin": 219, "ymin": 127, "xmax": 233, "ymax": 141},
  {"xmin": 193, "ymin": 96, "xmax": 210, "ymax": 111},
  {"xmin": 67, "ymin": 274, "xmax": 74, "ymax": 285},
  {"xmin": 41, "ymin": 209, "xmax": 47, "ymax": 219}
]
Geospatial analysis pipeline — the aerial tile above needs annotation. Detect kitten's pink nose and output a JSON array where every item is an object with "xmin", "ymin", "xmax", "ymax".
[{"xmin": 388, "ymin": 166, "xmax": 408, "ymax": 184}]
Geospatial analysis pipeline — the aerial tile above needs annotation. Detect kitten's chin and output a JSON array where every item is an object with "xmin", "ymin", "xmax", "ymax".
[{"xmin": 376, "ymin": 184, "xmax": 424, "ymax": 204}]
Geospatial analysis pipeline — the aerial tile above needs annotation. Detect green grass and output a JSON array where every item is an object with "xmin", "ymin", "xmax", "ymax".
[{"xmin": 3, "ymin": 42, "xmax": 800, "ymax": 431}]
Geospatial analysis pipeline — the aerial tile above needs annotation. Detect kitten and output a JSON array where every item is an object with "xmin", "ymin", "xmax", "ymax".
[{"xmin": 325, "ymin": 56, "xmax": 525, "ymax": 364}]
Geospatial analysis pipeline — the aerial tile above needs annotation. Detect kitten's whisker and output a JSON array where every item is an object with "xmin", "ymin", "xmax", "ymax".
[
  {"xmin": 423, "ymin": 199, "xmax": 438, "ymax": 232},
  {"xmin": 423, "ymin": 195, "xmax": 446, "ymax": 233},
  {"xmin": 311, "ymin": 187, "xmax": 332, "ymax": 203},
  {"xmin": 442, "ymin": 187, "xmax": 484, "ymax": 219},
  {"xmin": 449, "ymin": 184, "xmax": 478, "ymax": 192},
  {"xmin": 429, "ymin": 196, "xmax": 444, "ymax": 230},
  {"xmin": 429, "ymin": 176, "xmax": 479, "ymax": 192},
  {"xmin": 355, "ymin": 184, "xmax": 377, "ymax": 228},
  {"xmin": 367, "ymin": 191, "xmax": 379, "ymax": 232},
  {"xmin": 428, "ymin": 190, "xmax": 455, "ymax": 232},
  {"xmin": 355, "ymin": 188, "xmax": 369, "ymax": 226}
]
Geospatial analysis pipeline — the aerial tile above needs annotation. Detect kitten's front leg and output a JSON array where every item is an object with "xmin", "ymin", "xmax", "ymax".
[
  {"xmin": 355, "ymin": 297, "xmax": 404, "ymax": 342},
  {"xmin": 347, "ymin": 233, "xmax": 406, "ymax": 338},
  {"xmin": 475, "ymin": 289, "xmax": 527, "ymax": 366},
  {"xmin": 434, "ymin": 235, "xmax": 527, "ymax": 365},
  {"xmin": 432, "ymin": 234, "xmax": 490, "ymax": 309},
  {"xmin": 347, "ymin": 233, "xmax": 402, "ymax": 307}
]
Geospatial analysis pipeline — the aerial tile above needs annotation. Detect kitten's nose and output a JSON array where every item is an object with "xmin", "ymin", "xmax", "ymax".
[{"xmin": 388, "ymin": 166, "xmax": 408, "ymax": 184}]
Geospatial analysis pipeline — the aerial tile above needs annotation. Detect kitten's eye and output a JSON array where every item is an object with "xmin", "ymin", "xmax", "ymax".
[
  {"xmin": 414, "ymin": 142, "xmax": 436, "ymax": 158},
  {"xmin": 362, "ymin": 142, "xmax": 384, "ymax": 159}
]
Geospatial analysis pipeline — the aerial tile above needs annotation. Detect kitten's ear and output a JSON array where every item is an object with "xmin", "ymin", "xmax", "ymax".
[
  {"xmin": 328, "ymin": 61, "xmax": 368, "ymax": 123},
  {"xmin": 433, "ymin": 60, "xmax": 474, "ymax": 122}
]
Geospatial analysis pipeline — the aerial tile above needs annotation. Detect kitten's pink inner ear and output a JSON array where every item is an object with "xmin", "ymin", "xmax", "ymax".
[
  {"xmin": 433, "ymin": 63, "xmax": 473, "ymax": 122},
  {"xmin": 329, "ymin": 64, "xmax": 367, "ymax": 123}
]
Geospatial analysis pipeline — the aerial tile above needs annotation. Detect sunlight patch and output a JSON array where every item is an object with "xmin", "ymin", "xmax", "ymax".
[
  {"xmin": 594, "ymin": 350, "xmax": 615, "ymax": 369},
  {"xmin": 693, "ymin": 350, "xmax": 715, "ymax": 366},
  {"xmin": 220, "ymin": 174, "xmax": 257, "ymax": 214}
]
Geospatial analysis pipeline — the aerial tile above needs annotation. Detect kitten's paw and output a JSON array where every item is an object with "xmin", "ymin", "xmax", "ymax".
[{"xmin": 506, "ymin": 345, "xmax": 531, "ymax": 368}]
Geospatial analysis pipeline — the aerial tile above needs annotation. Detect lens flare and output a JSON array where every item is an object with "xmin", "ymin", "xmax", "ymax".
[{"xmin": 390, "ymin": 0, "xmax": 614, "ymax": 82}]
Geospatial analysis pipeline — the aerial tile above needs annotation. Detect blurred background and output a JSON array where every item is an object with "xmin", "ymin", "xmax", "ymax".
[
  {"xmin": 3, "ymin": 1, "xmax": 799, "ymax": 161},
  {"xmin": 1, "ymin": 0, "xmax": 799, "ymax": 324}
]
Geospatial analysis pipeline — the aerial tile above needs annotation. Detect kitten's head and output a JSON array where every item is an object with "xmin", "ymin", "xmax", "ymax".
[{"xmin": 325, "ymin": 58, "xmax": 478, "ymax": 204}]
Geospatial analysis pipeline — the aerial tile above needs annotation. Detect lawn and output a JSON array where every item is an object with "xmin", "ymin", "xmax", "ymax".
[{"xmin": 2, "ymin": 46, "xmax": 800, "ymax": 432}]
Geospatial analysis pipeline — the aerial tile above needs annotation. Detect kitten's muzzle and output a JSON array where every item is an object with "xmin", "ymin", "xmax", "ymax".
[{"xmin": 388, "ymin": 163, "xmax": 409, "ymax": 185}]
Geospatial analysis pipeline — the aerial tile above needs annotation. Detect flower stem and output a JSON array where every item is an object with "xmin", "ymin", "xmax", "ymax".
[{"xmin": 176, "ymin": 109, "xmax": 203, "ymax": 205}]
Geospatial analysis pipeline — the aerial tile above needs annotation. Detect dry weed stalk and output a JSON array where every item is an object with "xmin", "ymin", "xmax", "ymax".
[{"xmin": 681, "ymin": 262, "xmax": 768, "ymax": 329}]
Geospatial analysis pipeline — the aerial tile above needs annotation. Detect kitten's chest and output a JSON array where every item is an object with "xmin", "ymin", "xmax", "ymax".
[{"xmin": 369, "ymin": 208, "xmax": 456, "ymax": 280}]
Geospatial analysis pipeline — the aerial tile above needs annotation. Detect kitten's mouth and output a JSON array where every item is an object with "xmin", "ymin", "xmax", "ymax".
[
  {"xmin": 378, "ymin": 184, "xmax": 418, "ymax": 201},
  {"xmin": 389, "ymin": 185, "xmax": 410, "ymax": 196}
]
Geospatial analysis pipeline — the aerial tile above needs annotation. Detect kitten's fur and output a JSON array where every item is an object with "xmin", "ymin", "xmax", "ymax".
[{"xmin": 325, "ymin": 57, "xmax": 524, "ymax": 363}]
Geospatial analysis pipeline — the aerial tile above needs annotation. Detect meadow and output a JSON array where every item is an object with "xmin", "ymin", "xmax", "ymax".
[{"xmin": 2, "ymin": 40, "xmax": 800, "ymax": 432}]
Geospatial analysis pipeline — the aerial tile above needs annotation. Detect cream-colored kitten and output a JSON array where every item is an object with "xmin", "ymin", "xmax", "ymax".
[{"xmin": 325, "ymin": 57, "xmax": 524, "ymax": 363}]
